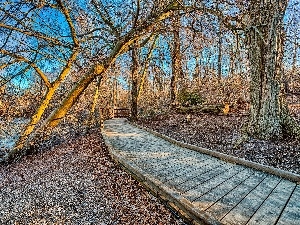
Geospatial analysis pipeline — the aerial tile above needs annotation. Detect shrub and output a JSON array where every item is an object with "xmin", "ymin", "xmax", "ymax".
[{"xmin": 178, "ymin": 90, "xmax": 205, "ymax": 106}]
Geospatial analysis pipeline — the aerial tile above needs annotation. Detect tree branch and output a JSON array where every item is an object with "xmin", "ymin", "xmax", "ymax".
[
  {"xmin": 0, "ymin": 23, "xmax": 73, "ymax": 48},
  {"xmin": 0, "ymin": 49, "xmax": 52, "ymax": 88}
]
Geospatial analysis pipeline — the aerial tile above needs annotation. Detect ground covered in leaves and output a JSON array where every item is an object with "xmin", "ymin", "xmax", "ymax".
[
  {"xmin": 0, "ymin": 127, "xmax": 184, "ymax": 225},
  {"xmin": 137, "ymin": 113, "xmax": 300, "ymax": 175}
]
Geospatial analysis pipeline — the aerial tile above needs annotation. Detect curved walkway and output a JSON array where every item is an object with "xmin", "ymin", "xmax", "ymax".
[{"xmin": 103, "ymin": 118, "xmax": 300, "ymax": 225}]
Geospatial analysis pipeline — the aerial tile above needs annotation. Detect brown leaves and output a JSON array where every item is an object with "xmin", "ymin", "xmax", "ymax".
[{"xmin": 0, "ymin": 127, "xmax": 183, "ymax": 224}]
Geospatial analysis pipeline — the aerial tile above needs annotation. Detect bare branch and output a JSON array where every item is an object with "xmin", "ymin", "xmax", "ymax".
[
  {"xmin": 0, "ymin": 49, "xmax": 52, "ymax": 88},
  {"xmin": 0, "ymin": 23, "xmax": 73, "ymax": 48}
]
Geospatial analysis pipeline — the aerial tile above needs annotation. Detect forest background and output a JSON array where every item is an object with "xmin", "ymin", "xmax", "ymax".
[{"xmin": 0, "ymin": 0, "xmax": 299, "ymax": 169}]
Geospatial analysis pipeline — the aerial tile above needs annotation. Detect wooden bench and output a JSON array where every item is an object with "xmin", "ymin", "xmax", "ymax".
[{"xmin": 114, "ymin": 108, "xmax": 130, "ymax": 118}]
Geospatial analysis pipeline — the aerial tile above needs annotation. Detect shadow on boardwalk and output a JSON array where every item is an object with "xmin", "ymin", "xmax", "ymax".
[{"xmin": 103, "ymin": 118, "xmax": 300, "ymax": 225}]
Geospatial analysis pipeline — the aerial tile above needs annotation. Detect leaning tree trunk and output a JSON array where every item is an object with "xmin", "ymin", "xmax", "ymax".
[
  {"xmin": 1, "ymin": 1, "xmax": 180, "ymax": 163},
  {"xmin": 6, "ymin": 50, "xmax": 79, "ymax": 161},
  {"xmin": 246, "ymin": 0, "xmax": 300, "ymax": 140}
]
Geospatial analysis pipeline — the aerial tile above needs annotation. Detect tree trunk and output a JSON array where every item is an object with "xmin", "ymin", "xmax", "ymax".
[
  {"xmin": 137, "ymin": 35, "xmax": 158, "ymax": 99},
  {"xmin": 170, "ymin": 14, "xmax": 182, "ymax": 106},
  {"xmin": 246, "ymin": 0, "xmax": 300, "ymax": 140},
  {"xmin": 217, "ymin": 23, "xmax": 222, "ymax": 81},
  {"xmin": 88, "ymin": 77, "xmax": 102, "ymax": 126},
  {"xmin": 7, "ymin": 50, "xmax": 79, "ymax": 161},
  {"xmin": 111, "ymin": 75, "xmax": 117, "ymax": 118},
  {"xmin": 131, "ymin": 44, "xmax": 139, "ymax": 120},
  {"xmin": 47, "ymin": 65, "xmax": 106, "ymax": 128}
]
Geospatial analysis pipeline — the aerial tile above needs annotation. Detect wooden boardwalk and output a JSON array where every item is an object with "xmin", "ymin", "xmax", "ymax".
[{"xmin": 103, "ymin": 118, "xmax": 300, "ymax": 225}]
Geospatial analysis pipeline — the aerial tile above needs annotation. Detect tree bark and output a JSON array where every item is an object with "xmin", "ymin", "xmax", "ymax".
[
  {"xmin": 217, "ymin": 23, "xmax": 222, "ymax": 81},
  {"xmin": 246, "ymin": 0, "xmax": 300, "ymax": 140},
  {"xmin": 7, "ymin": 50, "xmax": 79, "ymax": 161},
  {"xmin": 88, "ymin": 77, "xmax": 102, "ymax": 126},
  {"xmin": 47, "ymin": 65, "xmax": 105, "ymax": 128},
  {"xmin": 137, "ymin": 35, "xmax": 158, "ymax": 99},
  {"xmin": 170, "ymin": 13, "xmax": 182, "ymax": 106},
  {"xmin": 131, "ymin": 43, "xmax": 139, "ymax": 120}
]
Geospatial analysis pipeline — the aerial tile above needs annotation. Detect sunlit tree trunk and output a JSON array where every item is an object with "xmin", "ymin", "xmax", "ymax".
[
  {"xmin": 110, "ymin": 74, "xmax": 117, "ymax": 119},
  {"xmin": 47, "ymin": 65, "xmax": 106, "ymax": 128},
  {"xmin": 88, "ymin": 77, "xmax": 102, "ymax": 126},
  {"xmin": 137, "ymin": 35, "xmax": 157, "ymax": 100},
  {"xmin": 7, "ymin": 50, "xmax": 79, "ymax": 161},
  {"xmin": 3, "ymin": 1, "xmax": 181, "ymax": 162},
  {"xmin": 291, "ymin": 42, "xmax": 298, "ymax": 77},
  {"xmin": 246, "ymin": 0, "xmax": 300, "ymax": 140}
]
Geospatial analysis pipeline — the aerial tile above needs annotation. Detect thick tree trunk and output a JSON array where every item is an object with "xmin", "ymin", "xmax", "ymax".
[
  {"xmin": 131, "ymin": 44, "xmax": 139, "ymax": 120},
  {"xmin": 47, "ymin": 65, "xmax": 106, "ymax": 128},
  {"xmin": 246, "ymin": 0, "xmax": 300, "ymax": 140}
]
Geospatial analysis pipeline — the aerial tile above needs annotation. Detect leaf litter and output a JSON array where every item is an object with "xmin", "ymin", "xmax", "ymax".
[{"xmin": 0, "ymin": 126, "xmax": 184, "ymax": 225}]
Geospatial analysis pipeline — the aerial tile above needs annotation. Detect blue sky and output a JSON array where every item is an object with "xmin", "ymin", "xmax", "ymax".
[{"xmin": 0, "ymin": 0, "xmax": 299, "ymax": 92}]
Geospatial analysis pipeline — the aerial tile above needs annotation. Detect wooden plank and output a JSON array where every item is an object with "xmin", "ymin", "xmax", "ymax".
[
  {"xmin": 205, "ymin": 171, "xmax": 267, "ymax": 220},
  {"xmin": 246, "ymin": 179, "xmax": 296, "ymax": 225},
  {"xmin": 131, "ymin": 153, "xmax": 200, "ymax": 170},
  {"xmin": 130, "ymin": 151, "xmax": 208, "ymax": 168},
  {"xmin": 164, "ymin": 160, "xmax": 227, "ymax": 188},
  {"xmin": 130, "ymin": 157, "xmax": 180, "ymax": 171},
  {"xmin": 176, "ymin": 163, "xmax": 233, "ymax": 194},
  {"xmin": 184, "ymin": 165, "xmax": 245, "ymax": 202},
  {"xmin": 131, "ymin": 156, "xmax": 203, "ymax": 178},
  {"xmin": 221, "ymin": 175, "xmax": 281, "ymax": 225},
  {"xmin": 137, "ymin": 157, "xmax": 214, "ymax": 183},
  {"xmin": 276, "ymin": 185, "xmax": 300, "ymax": 225},
  {"xmin": 194, "ymin": 168, "xmax": 255, "ymax": 211},
  {"xmin": 127, "ymin": 153, "xmax": 179, "ymax": 163},
  {"xmin": 157, "ymin": 162, "xmax": 212, "ymax": 183}
]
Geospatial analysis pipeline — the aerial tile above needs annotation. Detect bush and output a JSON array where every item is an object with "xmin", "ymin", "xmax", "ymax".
[{"xmin": 178, "ymin": 90, "xmax": 205, "ymax": 106}]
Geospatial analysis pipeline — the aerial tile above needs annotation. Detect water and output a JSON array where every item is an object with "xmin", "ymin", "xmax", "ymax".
[{"xmin": 0, "ymin": 117, "xmax": 29, "ymax": 152}]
